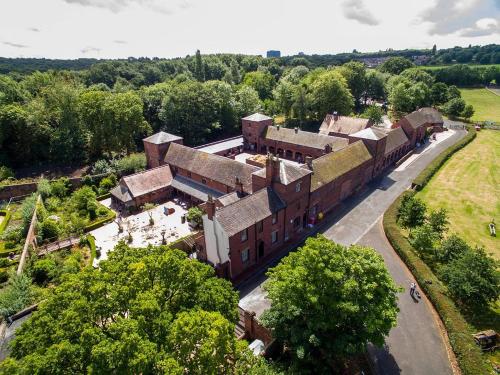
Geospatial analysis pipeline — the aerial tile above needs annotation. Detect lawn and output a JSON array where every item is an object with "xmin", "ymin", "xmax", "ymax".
[
  {"xmin": 416, "ymin": 130, "xmax": 499, "ymax": 259},
  {"xmin": 460, "ymin": 88, "xmax": 500, "ymax": 123},
  {"xmin": 419, "ymin": 64, "xmax": 500, "ymax": 71}
]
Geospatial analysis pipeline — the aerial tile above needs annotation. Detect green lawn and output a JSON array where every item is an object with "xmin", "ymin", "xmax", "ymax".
[
  {"xmin": 419, "ymin": 64, "xmax": 500, "ymax": 71},
  {"xmin": 460, "ymin": 88, "xmax": 500, "ymax": 123},
  {"xmin": 416, "ymin": 130, "xmax": 499, "ymax": 259}
]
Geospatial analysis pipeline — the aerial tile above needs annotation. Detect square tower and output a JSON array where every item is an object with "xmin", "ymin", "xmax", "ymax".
[
  {"xmin": 143, "ymin": 131, "xmax": 183, "ymax": 169},
  {"xmin": 242, "ymin": 113, "xmax": 273, "ymax": 152}
]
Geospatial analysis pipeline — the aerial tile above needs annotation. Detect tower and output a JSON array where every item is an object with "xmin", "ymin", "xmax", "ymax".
[{"xmin": 241, "ymin": 113, "xmax": 273, "ymax": 152}]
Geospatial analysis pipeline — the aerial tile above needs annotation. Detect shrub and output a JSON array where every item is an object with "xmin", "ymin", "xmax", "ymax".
[
  {"xmin": 0, "ymin": 209, "xmax": 11, "ymax": 233},
  {"xmin": 71, "ymin": 186, "xmax": 97, "ymax": 212},
  {"xmin": 39, "ymin": 219, "xmax": 60, "ymax": 241},
  {"xmin": 0, "ymin": 166, "xmax": 14, "ymax": 182},
  {"xmin": 91, "ymin": 159, "xmax": 113, "ymax": 175},
  {"xmin": 0, "ymin": 258, "xmax": 10, "ymax": 267},
  {"xmin": 187, "ymin": 207, "xmax": 204, "ymax": 228},
  {"xmin": 97, "ymin": 205, "xmax": 108, "ymax": 217},
  {"xmin": 112, "ymin": 153, "xmax": 146, "ymax": 175},
  {"xmin": 0, "ymin": 269, "xmax": 8, "ymax": 283},
  {"xmin": 98, "ymin": 174, "xmax": 117, "ymax": 194},
  {"xmin": 0, "ymin": 273, "xmax": 35, "ymax": 319},
  {"xmin": 20, "ymin": 194, "xmax": 37, "ymax": 235},
  {"xmin": 442, "ymin": 97, "xmax": 466, "ymax": 118},
  {"xmin": 438, "ymin": 234, "xmax": 471, "ymax": 263},
  {"xmin": 50, "ymin": 177, "xmax": 70, "ymax": 198},
  {"xmin": 44, "ymin": 196, "xmax": 61, "ymax": 212},
  {"xmin": 31, "ymin": 257, "xmax": 59, "ymax": 285},
  {"xmin": 87, "ymin": 200, "xmax": 98, "ymax": 220},
  {"xmin": 36, "ymin": 178, "xmax": 52, "ymax": 199}
]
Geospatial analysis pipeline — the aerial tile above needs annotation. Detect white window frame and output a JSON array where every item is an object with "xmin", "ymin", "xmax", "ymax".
[
  {"xmin": 271, "ymin": 230, "xmax": 278, "ymax": 244},
  {"xmin": 295, "ymin": 182, "xmax": 301, "ymax": 192},
  {"xmin": 241, "ymin": 248, "xmax": 249, "ymax": 263},
  {"xmin": 241, "ymin": 228, "xmax": 248, "ymax": 242}
]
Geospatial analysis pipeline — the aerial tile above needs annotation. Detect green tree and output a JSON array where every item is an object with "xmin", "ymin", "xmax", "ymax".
[
  {"xmin": 273, "ymin": 80, "xmax": 295, "ymax": 119},
  {"xmin": 339, "ymin": 61, "xmax": 367, "ymax": 109},
  {"xmin": 243, "ymin": 71, "xmax": 276, "ymax": 100},
  {"xmin": 427, "ymin": 208, "xmax": 449, "ymax": 238},
  {"xmin": 461, "ymin": 104, "xmax": 474, "ymax": 121},
  {"xmin": 365, "ymin": 70, "xmax": 387, "ymax": 100},
  {"xmin": 39, "ymin": 219, "xmax": 60, "ymax": 241},
  {"xmin": 438, "ymin": 234, "xmax": 471, "ymax": 263},
  {"xmin": 195, "ymin": 49, "xmax": 205, "ymax": 82},
  {"xmin": 430, "ymin": 82, "xmax": 449, "ymax": 105},
  {"xmin": 261, "ymin": 235, "xmax": 399, "ymax": 370},
  {"xmin": 400, "ymin": 68, "xmax": 434, "ymax": 87},
  {"xmin": 442, "ymin": 98, "xmax": 466, "ymax": 118},
  {"xmin": 378, "ymin": 57, "xmax": 415, "ymax": 75},
  {"xmin": 364, "ymin": 105, "xmax": 384, "ymax": 125},
  {"xmin": 71, "ymin": 186, "xmax": 97, "ymax": 212},
  {"xmin": 410, "ymin": 224, "xmax": 438, "ymax": 258},
  {"xmin": 397, "ymin": 195, "xmax": 427, "ymax": 229},
  {"xmin": 440, "ymin": 248, "xmax": 499, "ymax": 309},
  {"xmin": 234, "ymin": 85, "xmax": 262, "ymax": 118}
]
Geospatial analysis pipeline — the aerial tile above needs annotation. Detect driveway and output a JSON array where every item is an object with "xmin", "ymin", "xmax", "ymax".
[{"xmin": 239, "ymin": 124, "xmax": 466, "ymax": 374}]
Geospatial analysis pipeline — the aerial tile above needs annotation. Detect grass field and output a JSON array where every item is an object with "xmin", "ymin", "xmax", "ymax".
[
  {"xmin": 419, "ymin": 64, "xmax": 500, "ymax": 71},
  {"xmin": 460, "ymin": 88, "xmax": 500, "ymax": 123},
  {"xmin": 416, "ymin": 130, "xmax": 499, "ymax": 259}
]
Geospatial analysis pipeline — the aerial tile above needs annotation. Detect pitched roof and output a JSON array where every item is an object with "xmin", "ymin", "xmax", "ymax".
[
  {"xmin": 242, "ymin": 113, "xmax": 273, "ymax": 122},
  {"xmin": 403, "ymin": 108, "xmax": 443, "ymax": 129},
  {"xmin": 217, "ymin": 192, "xmax": 243, "ymax": 206},
  {"xmin": 252, "ymin": 158, "xmax": 312, "ymax": 185},
  {"xmin": 385, "ymin": 127, "xmax": 409, "ymax": 155},
  {"xmin": 143, "ymin": 131, "xmax": 183, "ymax": 144},
  {"xmin": 350, "ymin": 126, "xmax": 388, "ymax": 140},
  {"xmin": 319, "ymin": 114, "xmax": 371, "ymax": 135},
  {"xmin": 122, "ymin": 165, "xmax": 173, "ymax": 198},
  {"xmin": 170, "ymin": 175, "xmax": 223, "ymax": 202},
  {"xmin": 215, "ymin": 188, "xmax": 286, "ymax": 237},
  {"xmin": 110, "ymin": 184, "xmax": 132, "ymax": 203},
  {"xmin": 164, "ymin": 143, "xmax": 260, "ymax": 193},
  {"xmin": 264, "ymin": 126, "xmax": 348, "ymax": 151},
  {"xmin": 310, "ymin": 141, "xmax": 373, "ymax": 192}
]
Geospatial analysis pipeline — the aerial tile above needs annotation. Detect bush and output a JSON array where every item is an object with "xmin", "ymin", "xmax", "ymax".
[
  {"xmin": 31, "ymin": 257, "xmax": 59, "ymax": 285},
  {"xmin": 186, "ymin": 207, "xmax": 204, "ymax": 228},
  {"xmin": 442, "ymin": 97, "xmax": 466, "ymax": 118},
  {"xmin": 91, "ymin": 159, "xmax": 113, "ymax": 175},
  {"xmin": 0, "ymin": 273, "xmax": 35, "ymax": 319},
  {"xmin": 20, "ymin": 194, "xmax": 37, "ymax": 235},
  {"xmin": 111, "ymin": 153, "xmax": 146, "ymax": 175},
  {"xmin": 0, "ymin": 209, "xmax": 11, "ymax": 233},
  {"xmin": 438, "ymin": 234, "xmax": 471, "ymax": 263},
  {"xmin": 39, "ymin": 219, "xmax": 60, "ymax": 241},
  {"xmin": 98, "ymin": 174, "xmax": 117, "ymax": 194},
  {"xmin": 0, "ymin": 258, "xmax": 10, "ymax": 267},
  {"xmin": 0, "ymin": 269, "xmax": 8, "ymax": 283},
  {"xmin": 36, "ymin": 178, "xmax": 52, "ymax": 199},
  {"xmin": 0, "ymin": 166, "xmax": 14, "ymax": 182},
  {"xmin": 50, "ymin": 177, "xmax": 70, "ymax": 198},
  {"xmin": 71, "ymin": 186, "xmax": 97, "ymax": 212}
]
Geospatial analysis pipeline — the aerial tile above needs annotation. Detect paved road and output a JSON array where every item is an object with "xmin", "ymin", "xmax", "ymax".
[{"xmin": 240, "ymin": 125, "xmax": 466, "ymax": 374}]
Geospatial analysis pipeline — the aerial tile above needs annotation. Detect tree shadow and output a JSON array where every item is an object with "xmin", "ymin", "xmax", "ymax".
[{"xmin": 367, "ymin": 342, "xmax": 402, "ymax": 375}]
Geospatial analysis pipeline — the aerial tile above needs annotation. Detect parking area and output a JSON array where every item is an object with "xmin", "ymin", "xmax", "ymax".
[{"xmin": 91, "ymin": 198, "xmax": 193, "ymax": 266}]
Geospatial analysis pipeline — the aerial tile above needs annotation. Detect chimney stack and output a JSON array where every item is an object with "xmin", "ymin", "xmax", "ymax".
[
  {"xmin": 276, "ymin": 124, "xmax": 280, "ymax": 131},
  {"xmin": 305, "ymin": 156, "xmax": 313, "ymax": 170},
  {"xmin": 206, "ymin": 195, "xmax": 215, "ymax": 220},
  {"xmin": 333, "ymin": 111, "xmax": 339, "ymax": 121},
  {"xmin": 235, "ymin": 176, "xmax": 244, "ymax": 194},
  {"xmin": 265, "ymin": 153, "xmax": 280, "ymax": 186},
  {"xmin": 324, "ymin": 144, "xmax": 332, "ymax": 154},
  {"xmin": 294, "ymin": 127, "xmax": 298, "ymax": 133}
]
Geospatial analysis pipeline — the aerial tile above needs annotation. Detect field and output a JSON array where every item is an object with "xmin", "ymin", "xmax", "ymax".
[
  {"xmin": 459, "ymin": 88, "xmax": 500, "ymax": 123},
  {"xmin": 419, "ymin": 63, "xmax": 500, "ymax": 71},
  {"xmin": 416, "ymin": 130, "xmax": 499, "ymax": 259}
]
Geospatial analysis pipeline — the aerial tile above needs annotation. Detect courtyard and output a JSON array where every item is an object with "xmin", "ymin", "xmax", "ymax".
[{"xmin": 91, "ymin": 198, "xmax": 193, "ymax": 266}]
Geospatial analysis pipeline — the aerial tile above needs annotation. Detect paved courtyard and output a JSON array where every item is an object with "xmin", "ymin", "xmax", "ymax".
[
  {"xmin": 91, "ymin": 199, "xmax": 193, "ymax": 266},
  {"xmin": 235, "ymin": 152, "xmax": 303, "ymax": 167}
]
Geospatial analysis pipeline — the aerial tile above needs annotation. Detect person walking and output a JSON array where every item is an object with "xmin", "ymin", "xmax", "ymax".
[{"xmin": 410, "ymin": 282, "xmax": 416, "ymax": 297}]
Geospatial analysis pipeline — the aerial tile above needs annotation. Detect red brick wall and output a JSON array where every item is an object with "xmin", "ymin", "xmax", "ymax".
[
  {"xmin": 144, "ymin": 139, "xmax": 183, "ymax": 169},
  {"xmin": 173, "ymin": 167, "xmax": 232, "ymax": 195},
  {"xmin": 242, "ymin": 119, "xmax": 272, "ymax": 150},
  {"xmin": 259, "ymin": 139, "xmax": 325, "ymax": 161}
]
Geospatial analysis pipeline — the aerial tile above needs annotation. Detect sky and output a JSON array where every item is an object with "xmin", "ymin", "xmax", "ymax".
[{"xmin": 1, "ymin": 0, "xmax": 499, "ymax": 59}]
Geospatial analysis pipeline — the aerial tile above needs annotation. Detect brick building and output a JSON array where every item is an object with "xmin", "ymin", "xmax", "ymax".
[
  {"xmin": 396, "ymin": 107, "xmax": 443, "ymax": 148},
  {"xmin": 143, "ymin": 132, "xmax": 183, "ymax": 168},
  {"xmin": 319, "ymin": 112, "xmax": 373, "ymax": 138}
]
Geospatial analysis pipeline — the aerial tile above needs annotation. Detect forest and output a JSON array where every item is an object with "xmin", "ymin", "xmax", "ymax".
[{"xmin": 0, "ymin": 45, "xmax": 499, "ymax": 172}]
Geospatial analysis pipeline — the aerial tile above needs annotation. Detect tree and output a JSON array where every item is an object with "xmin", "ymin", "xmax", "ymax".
[
  {"xmin": 440, "ymin": 248, "xmax": 499, "ymax": 310},
  {"xmin": 461, "ymin": 104, "xmax": 474, "ymax": 121},
  {"xmin": 39, "ymin": 219, "xmax": 60, "ymax": 241},
  {"xmin": 432, "ymin": 44, "xmax": 437, "ymax": 55},
  {"xmin": 0, "ymin": 273, "xmax": 36, "ymax": 319},
  {"xmin": 194, "ymin": 50, "xmax": 205, "ymax": 82},
  {"xmin": 438, "ymin": 234, "xmax": 471, "ymax": 263},
  {"xmin": 365, "ymin": 70, "xmax": 387, "ymax": 100},
  {"xmin": 397, "ymin": 195, "xmax": 427, "ymax": 229},
  {"xmin": 410, "ymin": 224, "xmax": 438, "ymax": 258},
  {"xmin": 187, "ymin": 206, "xmax": 204, "ymax": 228},
  {"xmin": 243, "ymin": 71, "xmax": 276, "ymax": 100},
  {"xmin": 261, "ymin": 235, "xmax": 399, "ymax": 370},
  {"xmin": 378, "ymin": 57, "xmax": 415, "ymax": 75},
  {"xmin": 2, "ymin": 244, "xmax": 243, "ymax": 373},
  {"xmin": 273, "ymin": 80, "xmax": 295, "ymax": 119},
  {"xmin": 430, "ymin": 82, "xmax": 449, "ymax": 105},
  {"xmin": 400, "ymin": 68, "xmax": 434, "ymax": 87},
  {"xmin": 308, "ymin": 69, "xmax": 354, "ymax": 120},
  {"xmin": 442, "ymin": 98, "xmax": 466, "ymax": 118},
  {"xmin": 427, "ymin": 208, "xmax": 449, "ymax": 238},
  {"xmin": 364, "ymin": 105, "xmax": 384, "ymax": 125},
  {"xmin": 234, "ymin": 85, "xmax": 262, "ymax": 118},
  {"xmin": 339, "ymin": 61, "xmax": 367, "ymax": 109}
]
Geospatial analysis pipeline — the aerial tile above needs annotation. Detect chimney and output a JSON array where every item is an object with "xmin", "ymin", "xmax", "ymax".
[
  {"xmin": 206, "ymin": 195, "xmax": 215, "ymax": 220},
  {"xmin": 333, "ymin": 111, "xmax": 339, "ymax": 121},
  {"xmin": 294, "ymin": 127, "xmax": 298, "ymax": 133},
  {"xmin": 265, "ymin": 153, "xmax": 280, "ymax": 185},
  {"xmin": 235, "ymin": 176, "xmax": 244, "ymax": 194},
  {"xmin": 276, "ymin": 124, "xmax": 280, "ymax": 131},
  {"xmin": 305, "ymin": 156, "xmax": 313, "ymax": 170},
  {"xmin": 324, "ymin": 144, "xmax": 332, "ymax": 154}
]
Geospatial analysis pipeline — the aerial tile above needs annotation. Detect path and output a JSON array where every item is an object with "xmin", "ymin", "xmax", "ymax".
[
  {"xmin": 37, "ymin": 236, "xmax": 80, "ymax": 256},
  {"xmin": 239, "ymin": 123, "xmax": 466, "ymax": 374}
]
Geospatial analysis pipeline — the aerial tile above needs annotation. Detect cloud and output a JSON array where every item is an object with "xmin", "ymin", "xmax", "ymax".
[
  {"xmin": 113, "ymin": 40, "xmax": 127, "ymax": 44},
  {"xmin": 28, "ymin": 27, "xmax": 41, "ymax": 32},
  {"xmin": 3, "ymin": 41, "xmax": 28, "ymax": 48},
  {"xmin": 342, "ymin": 0, "xmax": 379, "ymax": 26},
  {"xmin": 81, "ymin": 46, "xmax": 101, "ymax": 54},
  {"xmin": 419, "ymin": 0, "xmax": 500, "ymax": 36},
  {"xmin": 62, "ymin": 0, "xmax": 175, "ymax": 14}
]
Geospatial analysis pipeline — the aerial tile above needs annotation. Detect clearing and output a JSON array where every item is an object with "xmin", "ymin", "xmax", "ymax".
[
  {"xmin": 416, "ymin": 129, "xmax": 499, "ymax": 259},
  {"xmin": 460, "ymin": 88, "xmax": 500, "ymax": 123}
]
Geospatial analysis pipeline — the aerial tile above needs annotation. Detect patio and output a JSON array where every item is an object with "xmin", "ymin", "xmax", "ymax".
[{"xmin": 91, "ymin": 198, "xmax": 193, "ymax": 266}]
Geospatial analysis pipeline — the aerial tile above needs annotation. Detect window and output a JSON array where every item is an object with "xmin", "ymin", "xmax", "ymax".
[
  {"xmin": 284, "ymin": 231, "xmax": 289, "ymax": 241},
  {"xmin": 202, "ymin": 178, "xmax": 207, "ymax": 185},
  {"xmin": 241, "ymin": 248, "xmax": 249, "ymax": 263},
  {"xmin": 271, "ymin": 230, "xmax": 278, "ymax": 244},
  {"xmin": 272, "ymin": 213, "xmax": 277, "ymax": 224},
  {"xmin": 257, "ymin": 220, "xmax": 263, "ymax": 233},
  {"xmin": 295, "ymin": 182, "xmax": 301, "ymax": 192},
  {"xmin": 241, "ymin": 228, "xmax": 248, "ymax": 242}
]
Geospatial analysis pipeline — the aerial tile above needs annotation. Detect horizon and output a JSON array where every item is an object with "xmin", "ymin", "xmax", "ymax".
[{"xmin": 1, "ymin": 0, "xmax": 499, "ymax": 60}]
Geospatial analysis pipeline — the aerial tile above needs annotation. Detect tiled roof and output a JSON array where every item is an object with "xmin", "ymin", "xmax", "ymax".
[
  {"xmin": 310, "ymin": 141, "xmax": 373, "ymax": 192},
  {"xmin": 217, "ymin": 192, "xmax": 243, "ymax": 207},
  {"xmin": 122, "ymin": 165, "xmax": 173, "ymax": 198},
  {"xmin": 385, "ymin": 127, "xmax": 409, "ymax": 155},
  {"xmin": 215, "ymin": 187, "xmax": 286, "ymax": 237},
  {"xmin": 170, "ymin": 175, "xmax": 223, "ymax": 202},
  {"xmin": 164, "ymin": 143, "xmax": 260, "ymax": 193},
  {"xmin": 242, "ymin": 113, "xmax": 273, "ymax": 122},
  {"xmin": 252, "ymin": 158, "xmax": 312, "ymax": 185},
  {"xmin": 350, "ymin": 126, "xmax": 388, "ymax": 140},
  {"xmin": 319, "ymin": 114, "xmax": 371, "ymax": 135},
  {"xmin": 264, "ymin": 126, "xmax": 348, "ymax": 151},
  {"xmin": 403, "ymin": 108, "xmax": 443, "ymax": 129},
  {"xmin": 110, "ymin": 184, "xmax": 132, "ymax": 203},
  {"xmin": 143, "ymin": 131, "xmax": 183, "ymax": 144}
]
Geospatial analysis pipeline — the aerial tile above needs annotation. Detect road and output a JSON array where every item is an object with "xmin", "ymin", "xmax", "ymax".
[{"xmin": 239, "ymin": 124, "xmax": 466, "ymax": 374}]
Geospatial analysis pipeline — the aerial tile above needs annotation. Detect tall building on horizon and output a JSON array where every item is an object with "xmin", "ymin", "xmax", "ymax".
[{"xmin": 266, "ymin": 50, "xmax": 281, "ymax": 58}]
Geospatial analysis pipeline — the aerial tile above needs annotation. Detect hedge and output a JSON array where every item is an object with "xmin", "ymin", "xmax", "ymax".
[
  {"xmin": 0, "ymin": 209, "xmax": 12, "ymax": 233},
  {"xmin": 96, "ymin": 192, "xmax": 111, "ymax": 201},
  {"xmin": 87, "ymin": 235, "xmax": 97, "ymax": 264},
  {"xmin": 84, "ymin": 210, "xmax": 116, "ymax": 232},
  {"xmin": 412, "ymin": 126, "xmax": 477, "ymax": 190}
]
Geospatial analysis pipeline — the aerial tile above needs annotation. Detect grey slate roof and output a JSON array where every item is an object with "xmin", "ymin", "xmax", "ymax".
[
  {"xmin": 164, "ymin": 143, "xmax": 260, "ymax": 193},
  {"xmin": 350, "ymin": 126, "xmax": 388, "ymax": 141},
  {"xmin": 403, "ymin": 108, "xmax": 443, "ymax": 129},
  {"xmin": 110, "ymin": 184, "xmax": 133, "ymax": 203},
  {"xmin": 143, "ymin": 131, "xmax": 183, "ymax": 144},
  {"xmin": 170, "ymin": 175, "xmax": 223, "ymax": 202},
  {"xmin": 215, "ymin": 187, "xmax": 286, "ymax": 237},
  {"xmin": 242, "ymin": 113, "xmax": 273, "ymax": 122},
  {"xmin": 319, "ymin": 114, "xmax": 371, "ymax": 135},
  {"xmin": 264, "ymin": 126, "xmax": 348, "ymax": 151},
  {"xmin": 217, "ymin": 192, "xmax": 242, "ymax": 206},
  {"xmin": 252, "ymin": 159, "xmax": 312, "ymax": 185},
  {"xmin": 385, "ymin": 127, "xmax": 409, "ymax": 154}
]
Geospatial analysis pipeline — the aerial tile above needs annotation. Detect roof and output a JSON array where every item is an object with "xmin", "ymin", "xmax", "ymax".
[
  {"xmin": 310, "ymin": 141, "xmax": 373, "ymax": 192},
  {"xmin": 242, "ymin": 113, "xmax": 272, "ymax": 122},
  {"xmin": 123, "ymin": 165, "xmax": 173, "ymax": 198},
  {"xmin": 252, "ymin": 158, "xmax": 312, "ymax": 185},
  {"xmin": 170, "ymin": 175, "xmax": 223, "ymax": 202},
  {"xmin": 143, "ymin": 131, "xmax": 183, "ymax": 144},
  {"xmin": 215, "ymin": 188, "xmax": 286, "ymax": 237},
  {"xmin": 196, "ymin": 136, "xmax": 243, "ymax": 154},
  {"xmin": 164, "ymin": 143, "xmax": 260, "ymax": 193},
  {"xmin": 264, "ymin": 126, "xmax": 348, "ymax": 151},
  {"xmin": 403, "ymin": 108, "xmax": 443, "ymax": 129},
  {"xmin": 350, "ymin": 126, "xmax": 388, "ymax": 141},
  {"xmin": 319, "ymin": 114, "xmax": 371, "ymax": 135},
  {"xmin": 385, "ymin": 127, "xmax": 409, "ymax": 155},
  {"xmin": 217, "ymin": 192, "xmax": 243, "ymax": 206},
  {"xmin": 110, "ymin": 184, "xmax": 132, "ymax": 203}
]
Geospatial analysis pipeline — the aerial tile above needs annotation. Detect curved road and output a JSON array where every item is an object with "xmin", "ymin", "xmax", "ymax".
[{"xmin": 240, "ymin": 123, "xmax": 466, "ymax": 374}]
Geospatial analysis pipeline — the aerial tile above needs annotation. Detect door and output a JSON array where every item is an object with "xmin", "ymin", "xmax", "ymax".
[{"xmin": 258, "ymin": 241, "xmax": 264, "ymax": 259}]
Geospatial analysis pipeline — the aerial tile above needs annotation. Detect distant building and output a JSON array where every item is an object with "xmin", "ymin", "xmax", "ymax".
[
  {"xmin": 298, "ymin": 52, "xmax": 305, "ymax": 56},
  {"xmin": 359, "ymin": 56, "xmax": 389, "ymax": 68},
  {"xmin": 266, "ymin": 50, "xmax": 281, "ymax": 58}
]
